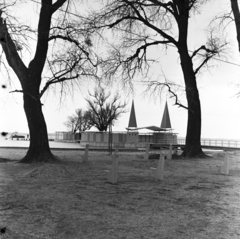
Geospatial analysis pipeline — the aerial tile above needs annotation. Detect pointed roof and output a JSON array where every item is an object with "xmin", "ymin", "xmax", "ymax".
[
  {"xmin": 160, "ymin": 102, "xmax": 172, "ymax": 129},
  {"xmin": 128, "ymin": 100, "xmax": 137, "ymax": 128}
]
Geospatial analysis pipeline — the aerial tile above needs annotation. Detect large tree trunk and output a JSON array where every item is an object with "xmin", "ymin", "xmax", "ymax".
[
  {"xmin": 19, "ymin": 87, "xmax": 59, "ymax": 163},
  {"xmin": 179, "ymin": 49, "xmax": 206, "ymax": 158},
  {"xmin": 176, "ymin": 6, "xmax": 206, "ymax": 158}
]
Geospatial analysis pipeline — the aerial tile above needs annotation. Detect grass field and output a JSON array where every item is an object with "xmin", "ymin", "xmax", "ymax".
[{"xmin": 0, "ymin": 148, "xmax": 240, "ymax": 238}]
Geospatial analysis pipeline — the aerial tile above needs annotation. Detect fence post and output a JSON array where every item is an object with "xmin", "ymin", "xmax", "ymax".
[
  {"xmin": 107, "ymin": 147, "xmax": 119, "ymax": 184},
  {"xmin": 220, "ymin": 153, "xmax": 230, "ymax": 175},
  {"xmin": 82, "ymin": 144, "xmax": 89, "ymax": 163}
]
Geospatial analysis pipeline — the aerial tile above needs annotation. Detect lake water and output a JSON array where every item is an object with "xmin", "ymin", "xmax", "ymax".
[{"xmin": 0, "ymin": 133, "xmax": 82, "ymax": 149}]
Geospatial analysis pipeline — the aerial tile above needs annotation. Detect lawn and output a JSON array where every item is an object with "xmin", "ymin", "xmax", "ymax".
[{"xmin": 0, "ymin": 148, "xmax": 240, "ymax": 238}]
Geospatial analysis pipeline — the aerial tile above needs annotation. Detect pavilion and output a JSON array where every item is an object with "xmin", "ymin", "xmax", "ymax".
[{"xmin": 79, "ymin": 100, "xmax": 177, "ymax": 148}]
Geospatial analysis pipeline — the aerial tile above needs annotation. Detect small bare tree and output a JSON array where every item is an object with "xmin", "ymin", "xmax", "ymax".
[
  {"xmin": 85, "ymin": 86, "xmax": 127, "ymax": 131},
  {"xmin": 64, "ymin": 109, "xmax": 92, "ymax": 133}
]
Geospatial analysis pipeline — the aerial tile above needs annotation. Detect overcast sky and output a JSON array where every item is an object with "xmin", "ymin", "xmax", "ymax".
[{"xmin": 0, "ymin": 0, "xmax": 240, "ymax": 140}]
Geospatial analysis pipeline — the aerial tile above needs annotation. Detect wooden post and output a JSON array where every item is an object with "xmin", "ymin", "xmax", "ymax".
[
  {"xmin": 167, "ymin": 144, "xmax": 172, "ymax": 160},
  {"xmin": 82, "ymin": 144, "xmax": 89, "ymax": 163},
  {"xmin": 173, "ymin": 147, "xmax": 177, "ymax": 155},
  {"xmin": 150, "ymin": 154, "xmax": 165, "ymax": 180},
  {"xmin": 144, "ymin": 144, "xmax": 150, "ymax": 160},
  {"xmin": 220, "ymin": 153, "xmax": 230, "ymax": 175},
  {"xmin": 107, "ymin": 147, "xmax": 119, "ymax": 184}
]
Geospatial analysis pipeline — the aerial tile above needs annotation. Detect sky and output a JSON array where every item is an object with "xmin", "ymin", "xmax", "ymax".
[{"xmin": 1, "ymin": 0, "xmax": 240, "ymax": 140}]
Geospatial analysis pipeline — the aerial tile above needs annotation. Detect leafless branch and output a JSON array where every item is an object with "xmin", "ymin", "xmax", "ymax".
[
  {"xmin": 192, "ymin": 29, "xmax": 228, "ymax": 75},
  {"xmin": 145, "ymin": 80, "xmax": 188, "ymax": 110},
  {"xmin": 164, "ymin": 83, "xmax": 188, "ymax": 110}
]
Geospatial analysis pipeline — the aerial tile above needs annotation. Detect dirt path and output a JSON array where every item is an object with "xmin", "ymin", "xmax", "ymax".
[{"xmin": 0, "ymin": 149, "xmax": 240, "ymax": 238}]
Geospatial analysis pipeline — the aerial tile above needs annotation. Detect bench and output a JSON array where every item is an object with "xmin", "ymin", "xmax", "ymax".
[{"xmin": 145, "ymin": 143, "xmax": 174, "ymax": 160}]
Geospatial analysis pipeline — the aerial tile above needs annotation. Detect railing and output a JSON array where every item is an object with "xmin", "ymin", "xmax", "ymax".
[{"xmin": 177, "ymin": 138, "xmax": 240, "ymax": 148}]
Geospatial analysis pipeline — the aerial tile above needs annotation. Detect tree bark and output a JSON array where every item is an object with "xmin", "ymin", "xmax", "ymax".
[
  {"xmin": 231, "ymin": 0, "xmax": 240, "ymax": 52},
  {"xmin": 19, "ymin": 83, "xmax": 59, "ymax": 163},
  {"xmin": 178, "ymin": 48, "xmax": 206, "ymax": 158}
]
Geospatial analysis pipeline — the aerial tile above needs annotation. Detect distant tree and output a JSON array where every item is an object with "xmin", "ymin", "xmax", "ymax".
[
  {"xmin": 85, "ymin": 87, "xmax": 127, "ymax": 131},
  {"xmin": 64, "ymin": 109, "xmax": 92, "ymax": 133},
  {"xmin": 86, "ymin": 0, "xmax": 226, "ymax": 158}
]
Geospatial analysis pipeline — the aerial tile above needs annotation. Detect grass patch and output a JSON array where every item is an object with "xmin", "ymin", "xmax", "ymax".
[{"xmin": 0, "ymin": 150, "xmax": 240, "ymax": 238}]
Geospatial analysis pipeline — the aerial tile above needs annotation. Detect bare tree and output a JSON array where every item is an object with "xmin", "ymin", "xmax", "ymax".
[
  {"xmin": 85, "ymin": 86, "xmax": 127, "ymax": 131},
  {"xmin": 86, "ymin": 0, "xmax": 226, "ymax": 157},
  {"xmin": 0, "ymin": 1, "xmax": 98, "ymax": 163},
  {"xmin": 64, "ymin": 109, "xmax": 92, "ymax": 133}
]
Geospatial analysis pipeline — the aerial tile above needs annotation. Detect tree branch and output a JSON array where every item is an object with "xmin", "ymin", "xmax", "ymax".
[
  {"xmin": 164, "ymin": 83, "xmax": 188, "ymax": 110},
  {"xmin": 193, "ymin": 42, "xmax": 227, "ymax": 75},
  {"xmin": 145, "ymin": 80, "xmax": 188, "ymax": 110},
  {"xmin": 52, "ymin": 0, "xmax": 67, "ymax": 14},
  {"xmin": 191, "ymin": 45, "xmax": 206, "ymax": 59},
  {"xmin": 0, "ymin": 11, "xmax": 28, "ymax": 82},
  {"xmin": 48, "ymin": 34, "xmax": 97, "ymax": 67},
  {"xmin": 29, "ymin": 0, "xmax": 55, "ymax": 77},
  {"xmin": 147, "ymin": 0, "xmax": 175, "ymax": 15},
  {"xmin": 124, "ymin": 0, "xmax": 178, "ymax": 45},
  {"xmin": 40, "ymin": 74, "xmax": 79, "ymax": 98},
  {"xmin": 125, "ymin": 40, "xmax": 171, "ymax": 62},
  {"xmin": 108, "ymin": 15, "xmax": 138, "ymax": 28},
  {"xmin": 29, "ymin": 0, "xmax": 68, "ymax": 77},
  {"xmin": 194, "ymin": 56, "xmax": 212, "ymax": 75}
]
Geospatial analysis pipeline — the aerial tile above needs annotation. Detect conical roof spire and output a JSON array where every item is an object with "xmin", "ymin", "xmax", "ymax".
[
  {"xmin": 128, "ymin": 100, "xmax": 137, "ymax": 128},
  {"xmin": 160, "ymin": 102, "xmax": 172, "ymax": 129}
]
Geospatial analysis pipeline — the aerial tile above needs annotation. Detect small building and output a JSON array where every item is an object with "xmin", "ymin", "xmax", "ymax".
[{"xmin": 55, "ymin": 131, "xmax": 81, "ymax": 142}]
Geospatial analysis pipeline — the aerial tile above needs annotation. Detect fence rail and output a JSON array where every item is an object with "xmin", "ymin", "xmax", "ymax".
[{"xmin": 177, "ymin": 138, "xmax": 240, "ymax": 148}]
